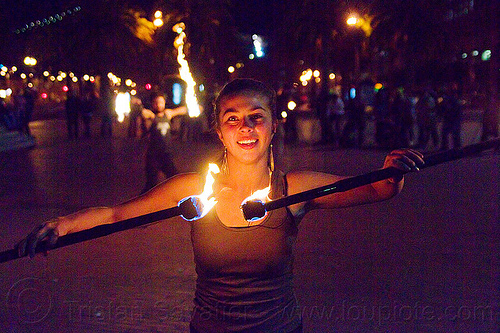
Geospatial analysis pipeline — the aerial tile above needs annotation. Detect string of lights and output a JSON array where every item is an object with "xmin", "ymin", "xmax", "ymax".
[{"xmin": 13, "ymin": 6, "xmax": 82, "ymax": 34}]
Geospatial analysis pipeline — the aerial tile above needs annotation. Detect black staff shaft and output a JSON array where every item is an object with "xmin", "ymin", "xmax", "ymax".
[
  {"xmin": 0, "ymin": 197, "xmax": 201, "ymax": 263},
  {"xmin": 243, "ymin": 139, "xmax": 500, "ymax": 221},
  {"xmin": 423, "ymin": 138, "xmax": 499, "ymax": 168}
]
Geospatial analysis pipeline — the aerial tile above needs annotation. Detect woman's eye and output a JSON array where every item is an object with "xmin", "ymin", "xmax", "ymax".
[
  {"xmin": 227, "ymin": 116, "xmax": 238, "ymax": 122},
  {"xmin": 250, "ymin": 114, "xmax": 263, "ymax": 120}
]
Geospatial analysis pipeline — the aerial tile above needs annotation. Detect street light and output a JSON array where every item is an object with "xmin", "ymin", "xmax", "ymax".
[
  {"xmin": 153, "ymin": 10, "xmax": 163, "ymax": 28},
  {"xmin": 23, "ymin": 56, "xmax": 37, "ymax": 66},
  {"xmin": 346, "ymin": 14, "xmax": 373, "ymax": 37},
  {"xmin": 346, "ymin": 16, "xmax": 358, "ymax": 26}
]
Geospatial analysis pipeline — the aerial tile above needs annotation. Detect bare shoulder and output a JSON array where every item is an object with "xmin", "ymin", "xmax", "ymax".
[
  {"xmin": 286, "ymin": 170, "xmax": 345, "ymax": 195},
  {"xmin": 148, "ymin": 173, "xmax": 205, "ymax": 203}
]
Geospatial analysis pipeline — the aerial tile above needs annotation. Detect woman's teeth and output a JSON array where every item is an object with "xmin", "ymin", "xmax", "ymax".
[{"xmin": 237, "ymin": 139, "xmax": 257, "ymax": 144}]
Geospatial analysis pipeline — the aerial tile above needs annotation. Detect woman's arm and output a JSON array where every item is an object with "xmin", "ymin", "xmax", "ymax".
[
  {"xmin": 286, "ymin": 149, "xmax": 424, "ymax": 215},
  {"xmin": 17, "ymin": 173, "xmax": 203, "ymax": 257}
]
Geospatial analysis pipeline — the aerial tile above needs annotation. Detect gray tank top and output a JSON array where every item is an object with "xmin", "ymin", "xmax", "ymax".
[{"xmin": 190, "ymin": 172, "xmax": 301, "ymax": 332}]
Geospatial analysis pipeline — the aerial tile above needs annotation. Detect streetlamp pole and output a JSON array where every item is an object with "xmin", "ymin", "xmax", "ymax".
[
  {"xmin": 153, "ymin": 10, "xmax": 165, "ymax": 85},
  {"xmin": 346, "ymin": 14, "xmax": 373, "ymax": 80},
  {"xmin": 346, "ymin": 16, "xmax": 361, "ymax": 80}
]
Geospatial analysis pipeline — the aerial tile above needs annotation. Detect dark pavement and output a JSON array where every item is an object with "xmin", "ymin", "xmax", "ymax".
[{"xmin": 0, "ymin": 118, "xmax": 498, "ymax": 332}]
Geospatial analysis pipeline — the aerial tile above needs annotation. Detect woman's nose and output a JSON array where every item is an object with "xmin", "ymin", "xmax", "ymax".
[{"xmin": 240, "ymin": 117, "xmax": 254, "ymax": 131}]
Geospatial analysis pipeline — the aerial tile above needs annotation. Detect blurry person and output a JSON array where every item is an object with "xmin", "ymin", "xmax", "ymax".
[
  {"xmin": 439, "ymin": 88, "xmax": 462, "ymax": 150},
  {"xmin": 141, "ymin": 93, "xmax": 187, "ymax": 192},
  {"xmin": 22, "ymin": 87, "xmax": 36, "ymax": 135},
  {"xmin": 99, "ymin": 82, "xmax": 114, "ymax": 138},
  {"xmin": 481, "ymin": 96, "xmax": 499, "ymax": 143},
  {"xmin": 390, "ymin": 87, "xmax": 414, "ymax": 148},
  {"xmin": 341, "ymin": 96, "xmax": 365, "ymax": 147},
  {"xmin": 127, "ymin": 96, "xmax": 144, "ymax": 138},
  {"xmin": 12, "ymin": 89, "xmax": 26, "ymax": 133},
  {"xmin": 65, "ymin": 88, "xmax": 80, "ymax": 140},
  {"xmin": 416, "ymin": 88, "xmax": 439, "ymax": 150},
  {"xmin": 0, "ymin": 98, "xmax": 10, "ymax": 129},
  {"xmin": 81, "ymin": 90, "xmax": 97, "ymax": 138},
  {"xmin": 325, "ymin": 92, "xmax": 345, "ymax": 147}
]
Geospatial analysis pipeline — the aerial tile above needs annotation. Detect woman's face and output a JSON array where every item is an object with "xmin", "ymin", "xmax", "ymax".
[{"xmin": 217, "ymin": 93, "xmax": 276, "ymax": 166}]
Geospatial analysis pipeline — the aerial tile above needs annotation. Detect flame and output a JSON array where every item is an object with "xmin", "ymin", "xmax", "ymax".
[
  {"xmin": 198, "ymin": 163, "xmax": 220, "ymax": 211},
  {"xmin": 115, "ymin": 92, "xmax": 131, "ymax": 122},
  {"xmin": 178, "ymin": 163, "xmax": 220, "ymax": 221},
  {"xmin": 173, "ymin": 22, "xmax": 201, "ymax": 118},
  {"xmin": 243, "ymin": 185, "xmax": 271, "ymax": 204},
  {"xmin": 240, "ymin": 185, "xmax": 271, "ymax": 222}
]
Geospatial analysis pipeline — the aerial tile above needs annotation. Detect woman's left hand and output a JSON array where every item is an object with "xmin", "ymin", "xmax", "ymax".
[{"xmin": 383, "ymin": 148, "xmax": 425, "ymax": 182}]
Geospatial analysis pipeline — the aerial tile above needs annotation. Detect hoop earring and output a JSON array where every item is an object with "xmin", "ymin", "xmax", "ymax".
[
  {"xmin": 268, "ymin": 144, "xmax": 274, "ymax": 173},
  {"xmin": 221, "ymin": 147, "xmax": 229, "ymax": 175}
]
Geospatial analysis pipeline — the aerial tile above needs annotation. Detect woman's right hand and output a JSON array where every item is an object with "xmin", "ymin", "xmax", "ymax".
[{"xmin": 17, "ymin": 219, "xmax": 66, "ymax": 258}]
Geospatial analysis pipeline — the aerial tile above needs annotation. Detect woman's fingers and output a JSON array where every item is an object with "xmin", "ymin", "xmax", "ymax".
[
  {"xmin": 23, "ymin": 223, "xmax": 58, "ymax": 258},
  {"xmin": 386, "ymin": 149, "xmax": 425, "ymax": 172},
  {"xmin": 404, "ymin": 149, "xmax": 425, "ymax": 167},
  {"xmin": 26, "ymin": 225, "xmax": 44, "ymax": 258},
  {"xmin": 48, "ymin": 229, "xmax": 59, "ymax": 246},
  {"xmin": 392, "ymin": 157, "xmax": 415, "ymax": 172},
  {"xmin": 16, "ymin": 238, "xmax": 27, "ymax": 257}
]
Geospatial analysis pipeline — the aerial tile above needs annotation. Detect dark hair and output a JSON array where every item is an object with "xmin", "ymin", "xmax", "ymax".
[
  {"xmin": 149, "ymin": 92, "xmax": 166, "ymax": 104},
  {"xmin": 213, "ymin": 78, "xmax": 277, "ymax": 128}
]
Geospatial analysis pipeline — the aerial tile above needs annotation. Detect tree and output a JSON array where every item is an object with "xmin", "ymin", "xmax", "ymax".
[
  {"xmin": 152, "ymin": 0, "xmax": 243, "ymax": 88},
  {"xmin": 370, "ymin": 0, "xmax": 459, "ymax": 86},
  {"xmin": 0, "ymin": 0, "xmax": 167, "ymax": 83}
]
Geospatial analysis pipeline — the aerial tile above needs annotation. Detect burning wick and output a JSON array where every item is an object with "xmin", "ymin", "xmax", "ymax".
[
  {"xmin": 178, "ymin": 163, "xmax": 220, "ymax": 221},
  {"xmin": 240, "ymin": 184, "xmax": 271, "ymax": 223}
]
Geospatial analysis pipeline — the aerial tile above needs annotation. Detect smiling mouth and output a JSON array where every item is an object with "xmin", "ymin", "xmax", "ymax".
[{"xmin": 237, "ymin": 139, "xmax": 257, "ymax": 145}]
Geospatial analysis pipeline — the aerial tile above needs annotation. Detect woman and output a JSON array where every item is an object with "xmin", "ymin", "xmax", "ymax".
[{"xmin": 17, "ymin": 79, "xmax": 424, "ymax": 332}]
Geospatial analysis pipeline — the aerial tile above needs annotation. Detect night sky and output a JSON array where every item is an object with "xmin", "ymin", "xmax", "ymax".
[
  {"xmin": 1, "ymin": 0, "xmax": 274, "ymax": 39},
  {"xmin": 230, "ymin": 0, "xmax": 275, "ymax": 35},
  {"xmin": 0, "ymin": 0, "xmax": 83, "ymax": 38}
]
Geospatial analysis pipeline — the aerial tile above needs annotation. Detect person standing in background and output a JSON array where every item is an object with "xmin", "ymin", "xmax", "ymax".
[
  {"xmin": 416, "ymin": 88, "xmax": 439, "ymax": 150},
  {"xmin": 81, "ymin": 89, "xmax": 97, "ymax": 138},
  {"xmin": 127, "ymin": 96, "xmax": 144, "ymax": 138},
  {"xmin": 481, "ymin": 96, "xmax": 499, "ymax": 143},
  {"xmin": 22, "ymin": 87, "xmax": 36, "ymax": 136},
  {"xmin": 65, "ymin": 88, "xmax": 80, "ymax": 140},
  {"xmin": 439, "ymin": 87, "xmax": 462, "ymax": 150},
  {"xmin": 99, "ymin": 82, "xmax": 114, "ymax": 138},
  {"xmin": 325, "ymin": 92, "xmax": 345, "ymax": 147},
  {"xmin": 141, "ymin": 93, "xmax": 187, "ymax": 193},
  {"xmin": 390, "ymin": 87, "xmax": 414, "ymax": 148}
]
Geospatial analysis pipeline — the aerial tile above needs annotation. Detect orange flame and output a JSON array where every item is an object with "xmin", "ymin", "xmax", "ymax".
[
  {"xmin": 173, "ymin": 22, "xmax": 201, "ymax": 118},
  {"xmin": 198, "ymin": 163, "xmax": 220, "ymax": 212},
  {"xmin": 240, "ymin": 184, "xmax": 271, "ymax": 222},
  {"xmin": 178, "ymin": 163, "xmax": 220, "ymax": 221}
]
